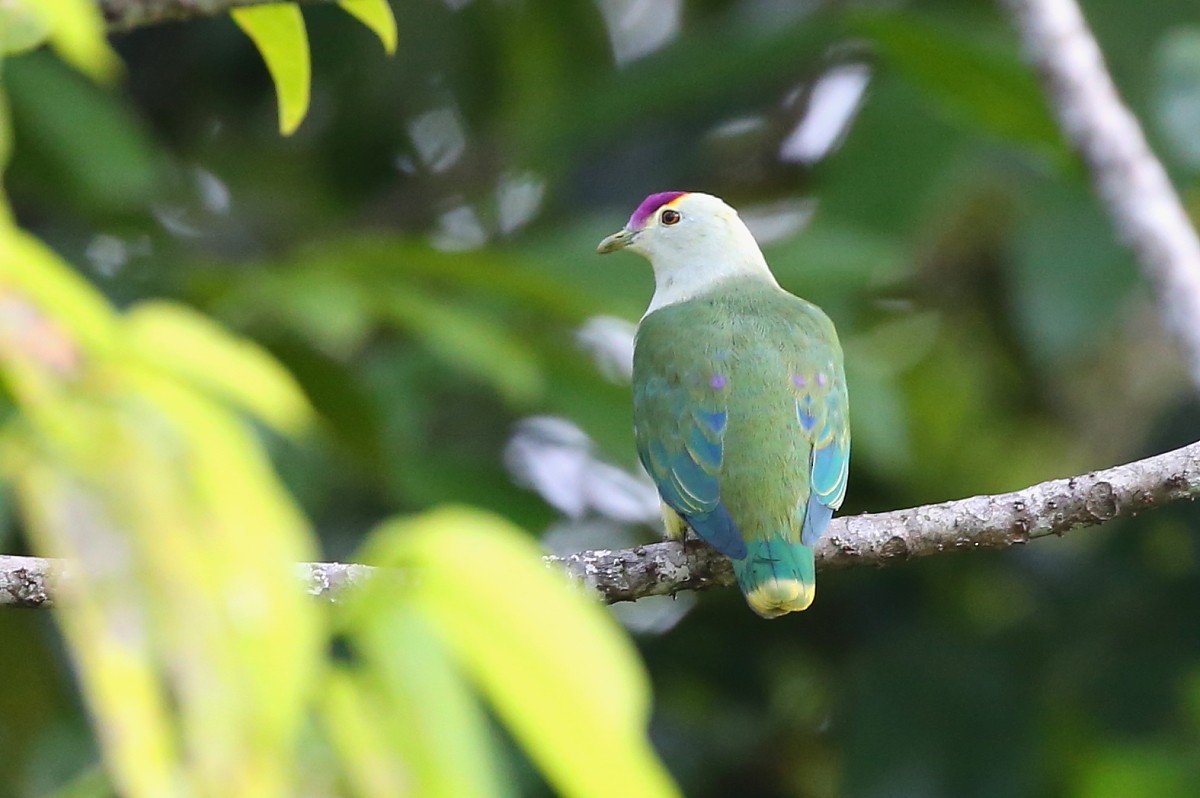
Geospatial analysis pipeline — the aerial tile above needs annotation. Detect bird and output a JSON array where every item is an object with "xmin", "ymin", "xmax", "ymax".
[{"xmin": 597, "ymin": 191, "xmax": 849, "ymax": 618}]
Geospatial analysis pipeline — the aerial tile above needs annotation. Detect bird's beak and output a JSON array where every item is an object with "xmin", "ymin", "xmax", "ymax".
[{"xmin": 597, "ymin": 228, "xmax": 637, "ymax": 254}]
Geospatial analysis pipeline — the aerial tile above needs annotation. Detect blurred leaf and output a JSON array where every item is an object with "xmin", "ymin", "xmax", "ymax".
[
  {"xmin": 1011, "ymin": 182, "xmax": 1136, "ymax": 366},
  {"xmin": 338, "ymin": 0, "xmax": 398, "ymax": 55},
  {"xmin": 125, "ymin": 301, "xmax": 313, "ymax": 434},
  {"xmin": 330, "ymin": 605, "xmax": 509, "ymax": 798},
  {"xmin": 0, "ymin": 80, "xmax": 11, "ymax": 226},
  {"xmin": 855, "ymin": 12, "xmax": 1062, "ymax": 151},
  {"xmin": 1, "ymin": 227, "xmax": 324, "ymax": 798},
  {"xmin": 231, "ymin": 3, "xmax": 310, "ymax": 136},
  {"xmin": 30, "ymin": 0, "xmax": 121, "ymax": 83},
  {"xmin": 278, "ymin": 236, "xmax": 603, "ymax": 322},
  {"xmin": 364, "ymin": 507, "xmax": 680, "ymax": 798},
  {"xmin": 0, "ymin": 226, "xmax": 118, "ymax": 354},
  {"xmin": 1154, "ymin": 27, "xmax": 1200, "ymax": 170},
  {"xmin": 321, "ymin": 668, "xmax": 411, "ymax": 797},
  {"xmin": 0, "ymin": 1, "xmax": 49, "ymax": 56},
  {"xmin": 1076, "ymin": 745, "xmax": 1191, "ymax": 798},
  {"xmin": 539, "ymin": 15, "xmax": 843, "ymax": 161},
  {"xmin": 376, "ymin": 287, "xmax": 544, "ymax": 405},
  {"xmin": 5, "ymin": 53, "xmax": 159, "ymax": 211},
  {"xmin": 766, "ymin": 219, "xmax": 910, "ymax": 294},
  {"xmin": 843, "ymin": 354, "xmax": 915, "ymax": 483},
  {"xmin": 36, "ymin": 763, "xmax": 111, "ymax": 798}
]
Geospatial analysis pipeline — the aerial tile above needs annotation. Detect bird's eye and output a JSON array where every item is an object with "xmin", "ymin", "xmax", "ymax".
[{"xmin": 660, "ymin": 209, "xmax": 681, "ymax": 225}]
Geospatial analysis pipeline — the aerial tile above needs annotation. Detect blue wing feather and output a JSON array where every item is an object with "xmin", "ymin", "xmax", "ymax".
[
  {"xmin": 798, "ymin": 390, "xmax": 850, "ymax": 546},
  {"xmin": 634, "ymin": 383, "xmax": 746, "ymax": 558},
  {"xmin": 633, "ymin": 297, "xmax": 848, "ymax": 563}
]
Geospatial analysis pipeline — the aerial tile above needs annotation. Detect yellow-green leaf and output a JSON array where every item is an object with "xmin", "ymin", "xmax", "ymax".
[
  {"xmin": 0, "ymin": 228, "xmax": 119, "ymax": 356},
  {"xmin": 322, "ymin": 668, "xmax": 411, "ymax": 798},
  {"xmin": 334, "ymin": 605, "xmax": 508, "ymax": 798},
  {"xmin": 34, "ymin": 0, "xmax": 122, "ymax": 83},
  {"xmin": 0, "ymin": 1, "xmax": 50, "ymax": 55},
  {"xmin": 363, "ymin": 507, "xmax": 680, "ymax": 798},
  {"xmin": 0, "ymin": 81, "xmax": 11, "ymax": 224},
  {"xmin": 124, "ymin": 301, "xmax": 313, "ymax": 434},
  {"xmin": 337, "ymin": 0, "xmax": 397, "ymax": 55},
  {"xmin": 231, "ymin": 3, "xmax": 310, "ymax": 135}
]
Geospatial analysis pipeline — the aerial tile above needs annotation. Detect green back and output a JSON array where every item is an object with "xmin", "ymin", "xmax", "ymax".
[{"xmin": 632, "ymin": 277, "xmax": 849, "ymax": 603}]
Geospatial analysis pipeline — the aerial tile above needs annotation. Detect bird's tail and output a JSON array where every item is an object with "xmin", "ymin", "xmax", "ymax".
[{"xmin": 732, "ymin": 537, "xmax": 815, "ymax": 618}]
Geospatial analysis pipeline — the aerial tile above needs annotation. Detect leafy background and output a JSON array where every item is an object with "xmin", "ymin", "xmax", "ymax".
[{"xmin": 3, "ymin": 0, "xmax": 1200, "ymax": 795}]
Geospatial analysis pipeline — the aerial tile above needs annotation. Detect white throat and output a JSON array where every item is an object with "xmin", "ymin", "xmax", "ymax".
[
  {"xmin": 642, "ymin": 221, "xmax": 779, "ymax": 316},
  {"xmin": 644, "ymin": 254, "xmax": 779, "ymax": 316}
]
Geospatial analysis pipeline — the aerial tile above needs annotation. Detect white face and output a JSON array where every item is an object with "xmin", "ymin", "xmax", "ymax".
[
  {"xmin": 623, "ymin": 193, "xmax": 747, "ymax": 261},
  {"xmin": 597, "ymin": 192, "xmax": 776, "ymax": 313}
]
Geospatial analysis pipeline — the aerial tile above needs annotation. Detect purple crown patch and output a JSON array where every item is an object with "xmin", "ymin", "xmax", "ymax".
[{"xmin": 628, "ymin": 191, "xmax": 688, "ymax": 228}]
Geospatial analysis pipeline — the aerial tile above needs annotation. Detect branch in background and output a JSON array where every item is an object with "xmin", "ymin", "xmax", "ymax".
[
  {"xmin": 99, "ymin": 0, "xmax": 333, "ymax": 32},
  {"xmin": 1001, "ymin": 0, "xmax": 1200, "ymax": 391},
  {"xmin": 5, "ymin": 441, "xmax": 1198, "ymax": 609}
]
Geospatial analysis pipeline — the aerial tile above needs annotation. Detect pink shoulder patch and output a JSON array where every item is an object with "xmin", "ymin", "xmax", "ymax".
[{"xmin": 628, "ymin": 191, "xmax": 688, "ymax": 228}]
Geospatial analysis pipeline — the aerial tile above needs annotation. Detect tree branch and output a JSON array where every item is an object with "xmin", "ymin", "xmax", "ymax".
[
  {"xmin": 4, "ymin": 441, "xmax": 1198, "ymax": 609},
  {"xmin": 99, "ymin": 0, "xmax": 335, "ymax": 32},
  {"xmin": 1001, "ymin": 0, "xmax": 1200, "ymax": 391}
]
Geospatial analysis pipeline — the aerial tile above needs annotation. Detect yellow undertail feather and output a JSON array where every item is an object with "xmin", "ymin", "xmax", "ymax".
[
  {"xmin": 660, "ymin": 502, "xmax": 688, "ymax": 541},
  {"xmin": 745, "ymin": 577, "xmax": 815, "ymax": 619}
]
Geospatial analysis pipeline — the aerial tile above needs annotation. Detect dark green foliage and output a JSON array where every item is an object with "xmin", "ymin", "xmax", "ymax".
[{"xmin": 4, "ymin": 0, "xmax": 1200, "ymax": 795}]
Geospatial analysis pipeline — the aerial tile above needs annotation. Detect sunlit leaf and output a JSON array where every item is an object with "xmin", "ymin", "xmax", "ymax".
[
  {"xmin": 322, "ymin": 668, "xmax": 411, "ymax": 797},
  {"xmin": 231, "ymin": 3, "xmax": 311, "ymax": 135},
  {"xmin": 0, "ymin": 80, "xmax": 11, "ymax": 227},
  {"xmin": 363, "ymin": 507, "xmax": 680, "ymax": 798},
  {"xmin": 119, "ymin": 368, "xmax": 322, "ymax": 797},
  {"xmin": 332, "ymin": 605, "xmax": 509, "ymax": 798},
  {"xmin": 0, "ymin": 233, "xmax": 324, "ymax": 798},
  {"xmin": 0, "ymin": 227, "xmax": 118, "ymax": 355},
  {"xmin": 33, "ymin": 0, "xmax": 122, "ymax": 83},
  {"xmin": 338, "ymin": 0, "xmax": 397, "ymax": 55},
  {"xmin": 0, "ymin": 1, "xmax": 50, "ymax": 55},
  {"xmin": 125, "ymin": 301, "xmax": 313, "ymax": 434},
  {"xmin": 8, "ymin": 449, "xmax": 183, "ymax": 798}
]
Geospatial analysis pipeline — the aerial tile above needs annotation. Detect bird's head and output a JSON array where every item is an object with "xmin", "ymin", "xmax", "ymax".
[{"xmin": 597, "ymin": 191, "xmax": 775, "ymax": 311}]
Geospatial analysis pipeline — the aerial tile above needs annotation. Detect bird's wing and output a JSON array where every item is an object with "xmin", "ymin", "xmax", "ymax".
[
  {"xmin": 794, "ymin": 351, "xmax": 850, "ymax": 546},
  {"xmin": 633, "ymin": 370, "xmax": 747, "ymax": 559}
]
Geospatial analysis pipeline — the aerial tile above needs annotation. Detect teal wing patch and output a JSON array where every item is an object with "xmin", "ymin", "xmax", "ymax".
[
  {"xmin": 797, "ymin": 371, "xmax": 850, "ymax": 546},
  {"xmin": 634, "ymin": 375, "xmax": 747, "ymax": 559}
]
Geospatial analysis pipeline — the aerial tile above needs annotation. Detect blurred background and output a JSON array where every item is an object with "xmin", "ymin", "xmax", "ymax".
[{"xmin": 4, "ymin": 0, "xmax": 1200, "ymax": 795}]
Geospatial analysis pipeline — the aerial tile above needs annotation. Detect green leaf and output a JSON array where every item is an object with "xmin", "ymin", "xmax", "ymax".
[
  {"xmin": 321, "ymin": 668, "xmax": 412, "ymax": 797},
  {"xmin": 4, "ymin": 53, "xmax": 160, "ymax": 212},
  {"xmin": 337, "ymin": 0, "xmax": 397, "ymax": 55},
  {"xmin": 1076, "ymin": 745, "xmax": 1190, "ymax": 798},
  {"xmin": 124, "ymin": 301, "xmax": 314, "ymax": 434},
  {"xmin": 0, "ymin": 226, "xmax": 118, "ymax": 355},
  {"xmin": 375, "ymin": 287, "xmax": 544, "ymax": 405},
  {"xmin": 1155, "ymin": 27, "xmax": 1200, "ymax": 170},
  {"xmin": 331, "ymin": 606, "xmax": 508, "ymax": 798},
  {"xmin": 854, "ymin": 12, "xmax": 1062, "ymax": 152},
  {"xmin": 363, "ymin": 507, "xmax": 680, "ymax": 798},
  {"xmin": 34, "ymin": 0, "xmax": 122, "ymax": 83},
  {"xmin": 0, "ymin": 1, "xmax": 50, "ymax": 56},
  {"xmin": 231, "ymin": 3, "xmax": 311, "ymax": 135},
  {"xmin": 0, "ymin": 227, "xmax": 325, "ymax": 797},
  {"xmin": 0, "ymin": 82, "xmax": 11, "ymax": 224}
]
